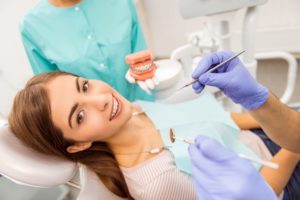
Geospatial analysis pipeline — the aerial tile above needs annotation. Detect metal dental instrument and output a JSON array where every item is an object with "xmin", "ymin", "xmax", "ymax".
[
  {"xmin": 238, "ymin": 154, "xmax": 279, "ymax": 170},
  {"xmin": 176, "ymin": 50, "xmax": 246, "ymax": 91},
  {"xmin": 172, "ymin": 136, "xmax": 194, "ymax": 145},
  {"xmin": 170, "ymin": 128, "xmax": 194, "ymax": 144},
  {"xmin": 169, "ymin": 128, "xmax": 279, "ymax": 169}
]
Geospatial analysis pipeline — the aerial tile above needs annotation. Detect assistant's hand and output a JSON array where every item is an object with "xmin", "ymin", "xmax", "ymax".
[
  {"xmin": 188, "ymin": 135, "xmax": 277, "ymax": 200},
  {"xmin": 125, "ymin": 70, "xmax": 159, "ymax": 94},
  {"xmin": 192, "ymin": 51, "xmax": 269, "ymax": 110}
]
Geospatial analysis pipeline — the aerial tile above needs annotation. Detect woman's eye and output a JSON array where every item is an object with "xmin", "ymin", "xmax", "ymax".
[
  {"xmin": 76, "ymin": 111, "xmax": 85, "ymax": 125},
  {"xmin": 82, "ymin": 80, "xmax": 89, "ymax": 92}
]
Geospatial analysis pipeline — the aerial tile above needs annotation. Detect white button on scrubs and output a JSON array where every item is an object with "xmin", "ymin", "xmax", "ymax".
[{"xmin": 99, "ymin": 63, "xmax": 105, "ymax": 69}]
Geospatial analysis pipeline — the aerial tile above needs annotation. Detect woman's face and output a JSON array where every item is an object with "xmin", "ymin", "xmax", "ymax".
[{"xmin": 46, "ymin": 75, "xmax": 133, "ymax": 143}]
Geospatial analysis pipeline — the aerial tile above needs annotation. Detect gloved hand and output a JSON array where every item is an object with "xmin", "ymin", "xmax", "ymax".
[
  {"xmin": 125, "ymin": 69, "xmax": 160, "ymax": 94},
  {"xmin": 192, "ymin": 51, "xmax": 269, "ymax": 110},
  {"xmin": 188, "ymin": 135, "xmax": 277, "ymax": 200}
]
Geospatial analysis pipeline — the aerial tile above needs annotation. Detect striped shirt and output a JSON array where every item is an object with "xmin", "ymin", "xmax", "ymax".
[
  {"xmin": 121, "ymin": 150, "xmax": 197, "ymax": 199},
  {"xmin": 121, "ymin": 130, "xmax": 278, "ymax": 200}
]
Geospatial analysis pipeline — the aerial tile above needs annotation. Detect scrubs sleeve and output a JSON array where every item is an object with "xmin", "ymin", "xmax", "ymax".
[
  {"xmin": 127, "ymin": 0, "xmax": 147, "ymax": 53},
  {"xmin": 20, "ymin": 29, "xmax": 58, "ymax": 75}
]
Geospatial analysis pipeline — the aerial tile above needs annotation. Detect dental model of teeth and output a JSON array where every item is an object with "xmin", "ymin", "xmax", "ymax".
[{"xmin": 125, "ymin": 49, "xmax": 157, "ymax": 81}]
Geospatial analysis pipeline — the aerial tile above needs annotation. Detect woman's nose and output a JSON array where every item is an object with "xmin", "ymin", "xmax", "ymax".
[{"xmin": 86, "ymin": 94, "xmax": 111, "ymax": 111}]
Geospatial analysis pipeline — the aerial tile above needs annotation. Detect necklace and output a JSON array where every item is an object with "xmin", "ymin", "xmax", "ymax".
[
  {"xmin": 131, "ymin": 102, "xmax": 147, "ymax": 117},
  {"xmin": 132, "ymin": 110, "xmax": 146, "ymax": 116},
  {"xmin": 114, "ymin": 146, "xmax": 171, "ymax": 156}
]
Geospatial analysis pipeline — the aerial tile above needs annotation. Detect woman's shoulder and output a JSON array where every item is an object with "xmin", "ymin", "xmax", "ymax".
[
  {"xmin": 121, "ymin": 150, "xmax": 179, "ymax": 180},
  {"xmin": 121, "ymin": 150, "xmax": 197, "ymax": 199},
  {"xmin": 121, "ymin": 149, "xmax": 191, "ymax": 183}
]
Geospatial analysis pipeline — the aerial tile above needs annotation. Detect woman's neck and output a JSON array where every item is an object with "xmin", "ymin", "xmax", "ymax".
[
  {"xmin": 107, "ymin": 114, "xmax": 154, "ymax": 153},
  {"xmin": 107, "ymin": 111, "xmax": 163, "ymax": 167},
  {"xmin": 48, "ymin": 0, "xmax": 81, "ymax": 8}
]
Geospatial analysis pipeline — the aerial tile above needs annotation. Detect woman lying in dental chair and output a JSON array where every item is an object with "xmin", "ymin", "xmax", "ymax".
[{"xmin": 9, "ymin": 71, "xmax": 300, "ymax": 200}]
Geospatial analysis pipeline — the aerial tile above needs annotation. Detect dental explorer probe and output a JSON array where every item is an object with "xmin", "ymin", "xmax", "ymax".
[
  {"xmin": 176, "ymin": 50, "xmax": 246, "ymax": 91},
  {"xmin": 169, "ymin": 128, "xmax": 279, "ymax": 169}
]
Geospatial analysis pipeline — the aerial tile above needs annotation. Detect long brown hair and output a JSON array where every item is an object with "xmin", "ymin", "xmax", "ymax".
[{"xmin": 8, "ymin": 71, "xmax": 133, "ymax": 199}]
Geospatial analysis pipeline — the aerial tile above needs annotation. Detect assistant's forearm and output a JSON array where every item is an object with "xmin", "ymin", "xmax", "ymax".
[
  {"xmin": 260, "ymin": 149, "xmax": 300, "ymax": 196},
  {"xmin": 250, "ymin": 93, "xmax": 300, "ymax": 153},
  {"xmin": 231, "ymin": 112, "xmax": 260, "ymax": 130}
]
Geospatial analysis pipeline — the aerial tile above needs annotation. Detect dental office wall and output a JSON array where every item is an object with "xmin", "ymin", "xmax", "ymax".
[
  {"xmin": 139, "ymin": 0, "xmax": 300, "ymax": 56},
  {"xmin": 0, "ymin": 1, "xmax": 38, "ymax": 117},
  {"xmin": 0, "ymin": 0, "xmax": 300, "ymax": 118}
]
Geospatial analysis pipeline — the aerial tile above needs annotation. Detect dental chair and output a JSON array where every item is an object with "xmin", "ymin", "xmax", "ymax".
[{"xmin": 0, "ymin": 122, "xmax": 123, "ymax": 200}]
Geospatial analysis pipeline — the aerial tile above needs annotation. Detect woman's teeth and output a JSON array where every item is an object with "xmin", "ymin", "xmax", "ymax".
[{"xmin": 110, "ymin": 97, "xmax": 119, "ymax": 120}]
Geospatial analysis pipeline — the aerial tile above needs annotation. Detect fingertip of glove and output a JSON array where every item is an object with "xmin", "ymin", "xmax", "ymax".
[
  {"xmin": 194, "ymin": 136, "xmax": 202, "ymax": 145},
  {"xmin": 191, "ymin": 73, "xmax": 198, "ymax": 79},
  {"xmin": 192, "ymin": 81, "xmax": 200, "ymax": 89},
  {"xmin": 195, "ymin": 86, "xmax": 204, "ymax": 94}
]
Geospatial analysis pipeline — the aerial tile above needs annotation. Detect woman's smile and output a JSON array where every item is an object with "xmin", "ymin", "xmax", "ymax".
[{"xmin": 110, "ymin": 95, "xmax": 122, "ymax": 121}]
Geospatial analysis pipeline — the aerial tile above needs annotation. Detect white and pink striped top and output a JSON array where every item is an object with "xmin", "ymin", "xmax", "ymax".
[
  {"xmin": 121, "ymin": 150, "xmax": 197, "ymax": 200},
  {"xmin": 121, "ymin": 130, "xmax": 277, "ymax": 200}
]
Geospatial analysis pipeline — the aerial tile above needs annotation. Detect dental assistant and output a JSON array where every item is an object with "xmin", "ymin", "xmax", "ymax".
[
  {"xmin": 20, "ymin": 0, "xmax": 154, "ymax": 102},
  {"xmin": 189, "ymin": 50, "xmax": 300, "ymax": 200}
]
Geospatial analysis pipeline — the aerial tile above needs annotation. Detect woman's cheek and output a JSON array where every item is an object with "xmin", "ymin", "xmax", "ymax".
[{"xmin": 81, "ymin": 123, "xmax": 107, "ymax": 141}]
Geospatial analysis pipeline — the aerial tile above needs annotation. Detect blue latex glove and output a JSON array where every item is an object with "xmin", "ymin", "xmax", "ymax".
[
  {"xmin": 192, "ymin": 51, "xmax": 269, "ymax": 110},
  {"xmin": 188, "ymin": 135, "xmax": 277, "ymax": 200}
]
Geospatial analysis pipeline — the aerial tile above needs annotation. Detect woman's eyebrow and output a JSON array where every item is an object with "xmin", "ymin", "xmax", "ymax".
[
  {"xmin": 76, "ymin": 77, "xmax": 80, "ymax": 92},
  {"xmin": 68, "ymin": 103, "xmax": 79, "ymax": 129},
  {"xmin": 68, "ymin": 77, "xmax": 81, "ymax": 129}
]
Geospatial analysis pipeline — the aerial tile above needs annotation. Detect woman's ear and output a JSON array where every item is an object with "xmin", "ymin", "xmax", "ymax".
[{"xmin": 66, "ymin": 142, "xmax": 92, "ymax": 154}]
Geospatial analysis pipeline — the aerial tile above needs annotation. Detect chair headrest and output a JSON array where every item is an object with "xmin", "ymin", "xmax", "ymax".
[
  {"xmin": 77, "ymin": 165, "xmax": 124, "ymax": 200},
  {"xmin": 0, "ymin": 123, "xmax": 77, "ymax": 187}
]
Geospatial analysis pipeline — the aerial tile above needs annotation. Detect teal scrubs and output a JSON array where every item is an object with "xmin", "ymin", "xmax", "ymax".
[{"xmin": 20, "ymin": 0, "xmax": 154, "ymax": 102}]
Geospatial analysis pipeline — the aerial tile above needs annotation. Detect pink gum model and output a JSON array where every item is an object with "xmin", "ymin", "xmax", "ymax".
[{"xmin": 125, "ymin": 49, "xmax": 157, "ymax": 81}]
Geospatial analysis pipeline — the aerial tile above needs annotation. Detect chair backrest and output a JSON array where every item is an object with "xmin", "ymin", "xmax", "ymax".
[
  {"xmin": 77, "ymin": 165, "xmax": 124, "ymax": 200},
  {"xmin": 0, "ymin": 122, "xmax": 125, "ymax": 199},
  {"xmin": 0, "ymin": 123, "xmax": 77, "ymax": 187}
]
